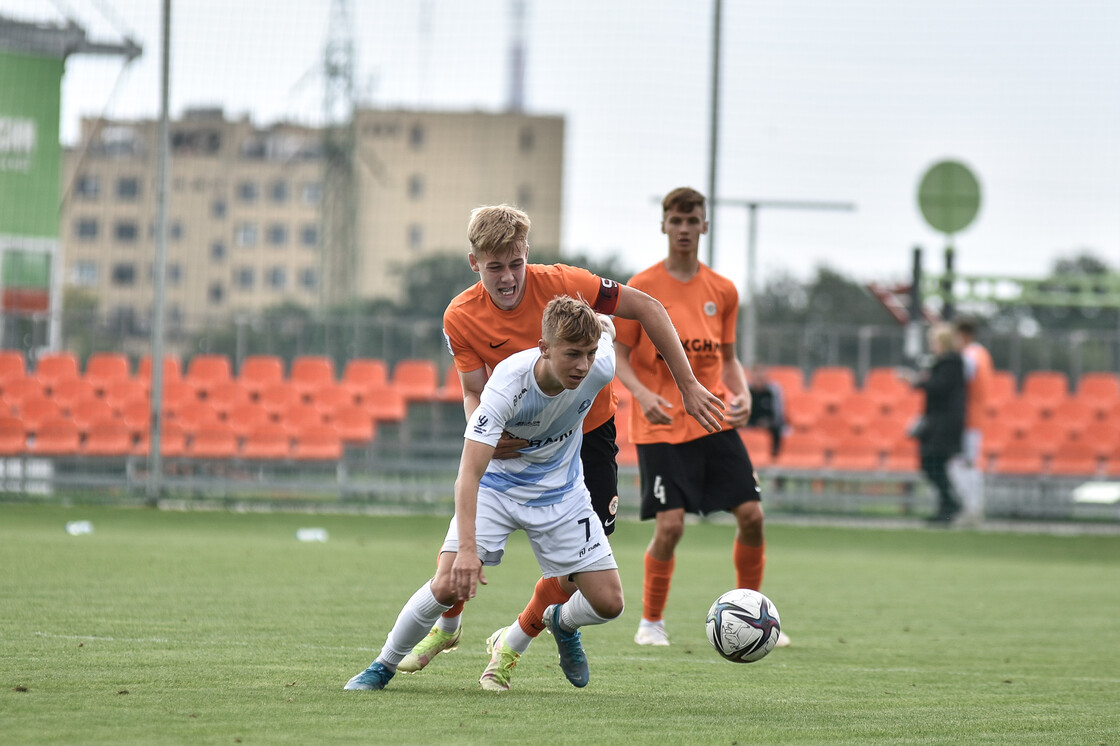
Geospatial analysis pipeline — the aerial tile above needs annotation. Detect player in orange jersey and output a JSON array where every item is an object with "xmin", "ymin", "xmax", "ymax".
[
  {"xmin": 614, "ymin": 187, "xmax": 790, "ymax": 648},
  {"xmin": 398, "ymin": 203, "xmax": 724, "ymax": 690}
]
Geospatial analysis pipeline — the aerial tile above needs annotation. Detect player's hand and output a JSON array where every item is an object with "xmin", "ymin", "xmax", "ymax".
[
  {"xmin": 636, "ymin": 391, "xmax": 675, "ymax": 426},
  {"xmin": 450, "ymin": 551, "xmax": 487, "ymax": 601},
  {"xmin": 681, "ymin": 381, "xmax": 725, "ymax": 433},
  {"xmin": 492, "ymin": 431, "xmax": 529, "ymax": 459},
  {"xmin": 725, "ymin": 394, "xmax": 751, "ymax": 429}
]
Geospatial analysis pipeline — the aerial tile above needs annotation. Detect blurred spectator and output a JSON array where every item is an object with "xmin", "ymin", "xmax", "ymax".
[
  {"xmin": 746, "ymin": 364, "xmax": 787, "ymax": 457},
  {"xmin": 901, "ymin": 323, "xmax": 966, "ymax": 524},
  {"xmin": 950, "ymin": 316, "xmax": 992, "ymax": 523}
]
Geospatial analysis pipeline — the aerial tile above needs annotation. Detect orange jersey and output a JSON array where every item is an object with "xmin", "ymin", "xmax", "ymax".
[
  {"xmin": 962, "ymin": 341, "xmax": 993, "ymax": 430},
  {"xmin": 615, "ymin": 261, "xmax": 738, "ymax": 445},
  {"xmin": 442, "ymin": 263, "xmax": 621, "ymax": 432}
]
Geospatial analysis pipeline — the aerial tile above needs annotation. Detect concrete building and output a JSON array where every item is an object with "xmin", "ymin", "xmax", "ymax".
[{"xmin": 59, "ymin": 107, "xmax": 564, "ymax": 336}]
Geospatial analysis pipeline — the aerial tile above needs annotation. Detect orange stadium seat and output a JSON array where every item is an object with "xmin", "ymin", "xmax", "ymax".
[
  {"xmin": 290, "ymin": 355, "xmax": 337, "ymax": 402},
  {"xmin": 836, "ymin": 393, "xmax": 880, "ymax": 433},
  {"xmin": 437, "ymin": 362, "xmax": 464, "ymax": 404},
  {"xmin": 1020, "ymin": 370, "xmax": 1069, "ymax": 407},
  {"xmin": 358, "ymin": 386, "xmax": 407, "ymax": 423},
  {"xmin": 0, "ymin": 414, "xmax": 27, "ymax": 456},
  {"xmin": 391, "ymin": 359, "xmax": 440, "ymax": 402},
  {"xmin": 237, "ymin": 355, "xmax": 285, "ymax": 401},
  {"xmin": 993, "ymin": 398, "xmax": 1041, "ymax": 438},
  {"xmin": 159, "ymin": 379, "xmax": 199, "ymax": 415},
  {"xmin": 331, "ymin": 408, "xmax": 376, "ymax": 445},
  {"xmin": 241, "ymin": 422, "xmax": 292, "ymax": 460},
  {"xmin": 829, "ymin": 439, "xmax": 883, "ymax": 472},
  {"xmin": 0, "ymin": 350, "xmax": 26, "ymax": 382},
  {"xmin": 188, "ymin": 423, "xmax": 238, "ymax": 460},
  {"xmin": 773, "ymin": 431, "xmax": 828, "ymax": 470},
  {"xmin": 29, "ymin": 417, "xmax": 81, "ymax": 456},
  {"xmin": 104, "ymin": 378, "xmax": 148, "ymax": 414},
  {"xmin": 206, "ymin": 380, "xmax": 253, "ymax": 421},
  {"xmin": 225, "ymin": 401, "xmax": 271, "ymax": 442},
  {"xmin": 990, "ymin": 439, "xmax": 1045, "ymax": 475},
  {"xmin": 784, "ymin": 390, "xmax": 827, "ymax": 432},
  {"xmin": 133, "ymin": 419, "xmax": 188, "ymax": 458},
  {"xmin": 138, "ymin": 355, "xmax": 182, "ymax": 384},
  {"xmin": 172, "ymin": 401, "xmax": 222, "ymax": 435},
  {"xmin": 862, "ymin": 367, "xmax": 911, "ymax": 411},
  {"xmin": 882, "ymin": 436, "xmax": 919, "ymax": 473},
  {"xmin": 17, "ymin": 394, "xmax": 61, "ymax": 436},
  {"xmin": 83, "ymin": 418, "xmax": 134, "ymax": 458},
  {"xmin": 186, "ymin": 354, "xmax": 233, "ymax": 400},
  {"xmin": 808, "ymin": 366, "xmax": 856, "ymax": 411},
  {"xmin": 280, "ymin": 402, "xmax": 324, "ymax": 431},
  {"xmin": 739, "ymin": 427, "xmax": 772, "ymax": 465},
  {"xmin": 765, "ymin": 365, "xmax": 805, "ymax": 398},
  {"xmin": 70, "ymin": 397, "xmax": 114, "ymax": 437},
  {"xmin": 84, "ymin": 352, "xmax": 130, "ymax": 395},
  {"xmin": 1076, "ymin": 372, "xmax": 1120, "ymax": 418},
  {"xmin": 292, "ymin": 423, "xmax": 342, "ymax": 461},
  {"xmin": 0, "ymin": 375, "xmax": 43, "ymax": 413},
  {"xmin": 258, "ymin": 381, "xmax": 300, "ymax": 421},
  {"xmin": 983, "ymin": 370, "xmax": 1017, "ymax": 417},
  {"xmin": 308, "ymin": 383, "xmax": 352, "ymax": 419},
  {"xmin": 812, "ymin": 411, "xmax": 858, "ymax": 445},
  {"xmin": 341, "ymin": 358, "xmax": 390, "ymax": 403},
  {"xmin": 48, "ymin": 377, "xmax": 96, "ymax": 416},
  {"xmin": 33, "ymin": 351, "xmax": 80, "ymax": 393},
  {"xmin": 1047, "ymin": 436, "xmax": 1102, "ymax": 477}
]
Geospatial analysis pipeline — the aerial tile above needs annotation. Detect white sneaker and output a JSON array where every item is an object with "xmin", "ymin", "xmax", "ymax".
[
  {"xmin": 634, "ymin": 621, "xmax": 670, "ymax": 646},
  {"xmin": 775, "ymin": 631, "xmax": 792, "ymax": 648}
]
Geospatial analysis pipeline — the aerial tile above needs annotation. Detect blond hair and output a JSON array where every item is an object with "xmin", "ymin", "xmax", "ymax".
[
  {"xmin": 467, "ymin": 204, "xmax": 531, "ymax": 257},
  {"xmin": 929, "ymin": 323, "xmax": 955, "ymax": 353},
  {"xmin": 542, "ymin": 295, "xmax": 601, "ymax": 347}
]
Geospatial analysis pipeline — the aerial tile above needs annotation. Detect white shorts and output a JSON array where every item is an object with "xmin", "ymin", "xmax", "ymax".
[{"xmin": 441, "ymin": 488, "xmax": 616, "ymax": 578}]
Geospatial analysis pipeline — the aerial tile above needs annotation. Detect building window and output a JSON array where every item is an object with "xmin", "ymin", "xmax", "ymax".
[
  {"xmin": 407, "ymin": 223, "xmax": 423, "ymax": 252},
  {"xmin": 299, "ymin": 268, "xmax": 318, "ymax": 291},
  {"xmin": 208, "ymin": 282, "xmax": 224, "ymax": 305},
  {"xmin": 266, "ymin": 267, "xmax": 287, "ymax": 289},
  {"xmin": 236, "ymin": 181, "xmax": 258, "ymax": 203},
  {"xmin": 70, "ymin": 261, "xmax": 98, "ymax": 286},
  {"xmin": 234, "ymin": 223, "xmax": 258, "ymax": 247},
  {"xmin": 167, "ymin": 263, "xmax": 182, "ymax": 286},
  {"xmin": 300, "ymin": 224, "xmax": 319, "ymax": 248},
  {"xmin": 75, "ymin": 218, "xmax": 98, "ymax": 240},
  {"xmin": 519, "ymin": 126, "xmax": 535, "ymax": 152},
  {"xmin": 409, "ymin": 123, "xmax": 425, "ymax": 150},
  {"xmin": 408, "ymin": 174, "xmax": 425, "ymax": 200},
  {"xmin": 300, "ymin": 181, "xmax": 322, "ymax": 205},
  {"xmin": 210, "ymin": 241, "xmax": 226, "ymax": 262},
  {"xmin": 266, "ymin": 223, "xmax": 288, "ymax": 247},
  {"xmin": 269, "ymin": 180, "xmax": 288, "ymax": 204},
  {"xmin": 116, "ymin": 177, "xmax": 140, "ymax": 201},
  {"xmin": 211, "ymin": 199, "xmax": 227, "ymax": 218},
  {"xmin": 114, "ymin": 221, "xmax": 139, "ymax": 243},
  {"xmin": 516, "ymin": 185, "xmax": 533, "ymax": 210},
  {"xmin": 74, "ymin": 175, "xmax": 100, "ymax": 199},
  {"xmin": 111, "ymin": 263, "xmax": 136, "ymax": 286},
  {"xmin": 233, "ymin": 266, "xmax": 255, "ymax": 289}
]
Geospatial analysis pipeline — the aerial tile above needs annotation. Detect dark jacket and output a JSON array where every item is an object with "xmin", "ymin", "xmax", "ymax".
[{"xmin": 915, "ymin": 352, "xmax": 966, "ymax": 458}]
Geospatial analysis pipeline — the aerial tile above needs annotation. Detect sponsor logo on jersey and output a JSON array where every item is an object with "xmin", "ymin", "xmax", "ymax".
[
  {"xmin": 680, "ymin": 338, "xmax": 723, "ymax": 353},
  {"xmin": 472, "ymin": 414, "xmax": 489, "ymax": 434},
  {"xmin": 577, "ymin": 399, "xmax": 591, "ymax": 413},
  {"xmin": 512, "ymin": 386, "xmax": 529, "ymax": 405},
  {"xmin": 524, "ymin": 427, "xmax": 575, "ymax": 449},
  {"xmin": 513, "ymin": 420, "xmax": 540, "ymax": 427}
]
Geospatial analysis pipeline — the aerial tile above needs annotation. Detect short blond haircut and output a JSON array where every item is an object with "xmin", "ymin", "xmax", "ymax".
[
  {"xmin": 467, "ymin": 204, "xmax": 531, "ymax": 257},
  {"xmin": 929, "ymin": 323, "xmax": 955, "ymax": 353},
  {"xmin": 542, "ymin": 296, "xmax": 601, "ymax": 347}
]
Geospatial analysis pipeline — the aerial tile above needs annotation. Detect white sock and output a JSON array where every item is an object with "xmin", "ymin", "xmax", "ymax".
[
  {"xmin": 504, "ymin": 620, "xmax": 533, "ymax": 654},
  {"xmin": 435, "ymin": 613, "xmax": 460, "ymax": 634},
  {"xmin": 376, "ymin": 582, "xmax": 450, "ymax": 669},
  {"xmin": 559, "ymin": 590, "xmax": 616, "ymax": 630},
  {"xmin": 639, "ymin": 618, "xmax": 665, "ymax": 629}
]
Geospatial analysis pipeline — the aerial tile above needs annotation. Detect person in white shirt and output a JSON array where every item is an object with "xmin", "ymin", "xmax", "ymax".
[{"xmin": 345, "ymin": 296, "xmax": 624, "ymax": 692}]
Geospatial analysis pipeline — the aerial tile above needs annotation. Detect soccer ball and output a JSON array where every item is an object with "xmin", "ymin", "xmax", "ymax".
[{"xmin": 705, "ymin": 588, "xmax": 781, "ymax": 663}]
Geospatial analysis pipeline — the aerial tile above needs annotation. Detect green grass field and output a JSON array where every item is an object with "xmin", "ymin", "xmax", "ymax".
[{"xmin": 2, "ymin": 504, "xmax": 1118, "ymax": 745}]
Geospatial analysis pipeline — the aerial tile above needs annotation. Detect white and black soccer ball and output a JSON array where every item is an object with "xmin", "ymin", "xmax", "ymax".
[{"xmin": 705, "ymin": 588, "xmax": 781, "ymax": 663}]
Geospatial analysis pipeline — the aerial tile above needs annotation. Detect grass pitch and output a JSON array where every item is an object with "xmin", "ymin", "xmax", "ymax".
[{"xmin": 2, "ymin": 503, "xmax": 1118, "ymax": 744}]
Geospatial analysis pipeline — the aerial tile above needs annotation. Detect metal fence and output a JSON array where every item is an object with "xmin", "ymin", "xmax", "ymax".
[{"xmin": 4, "ymin": 308, "xmax": 1119, "ymax": 383}]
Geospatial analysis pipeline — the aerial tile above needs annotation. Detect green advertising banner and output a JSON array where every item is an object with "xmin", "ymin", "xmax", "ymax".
[{"xmin": 0, "ymin": 49, "xmax": 63, "ymax": 238}]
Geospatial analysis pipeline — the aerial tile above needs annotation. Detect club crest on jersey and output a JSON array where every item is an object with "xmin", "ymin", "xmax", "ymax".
[
  {"xmin": 704, "ymin": 301, "xmax": 717, "ymax": 316},
  {"xmin": 578, "ymin": 399, "xmax": 592, "ymax": 413},
  {"xmin": 472, "ymin": 414, "xmax": 489, "ymax": 434}
]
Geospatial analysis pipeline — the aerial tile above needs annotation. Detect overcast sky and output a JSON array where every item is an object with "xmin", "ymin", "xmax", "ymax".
[{"xmin": 5, "ymin": 0, "xmax": 1120, "ymax": 292}]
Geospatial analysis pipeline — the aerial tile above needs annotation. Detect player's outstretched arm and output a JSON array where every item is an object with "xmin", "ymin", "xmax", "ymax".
[
  {"xmin": 615, "ymin": 286, "xmax": 724, "ymax": 431},
  {"xmin": 450, "ymin": 439, "xmax": 492, "ymax": 601},
  {"xmin": 615, "ymin": 340, "xmax": 674, "ymax": 425}
]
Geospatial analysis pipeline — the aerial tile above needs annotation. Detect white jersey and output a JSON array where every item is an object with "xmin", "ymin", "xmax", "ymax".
[{"xmin": 465, "ymin": 332, "xmax": 616, "ymax": 506}]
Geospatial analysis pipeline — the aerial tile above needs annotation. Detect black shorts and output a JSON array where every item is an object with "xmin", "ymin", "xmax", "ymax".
[
  {"xmin": 581, "ymin": 417, "xmax": 620, "ymax": 536},
  {"xmin": 637, "ymin": 429, "xmax": 761, "ymax": 521}
]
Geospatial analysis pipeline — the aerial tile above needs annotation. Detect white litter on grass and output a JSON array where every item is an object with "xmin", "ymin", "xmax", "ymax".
[
  {"xmin": 65, "ymin": 520, "xmax": 93, "ymax": 536},
  {"xmin": 295, "ymin": 527, "xmax": 328, "ymax": 542},
  {"xmin": 1071, "ymin": 482, "xmax": 1120, "ymax": 505}
]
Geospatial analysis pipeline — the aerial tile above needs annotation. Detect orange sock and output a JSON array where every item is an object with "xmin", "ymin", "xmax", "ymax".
[
  {"xmin": 442, "ymin": 600, "xmax": 465, "ymax": 619},
  {"xmin": 734, "ymin": 541, "xmax": 765, "ymax": 591},
  {"xmin": 642, "ymin": 552, "xmax": 675, "ymax": 622},
  {"xmin": 517, "ymin": 576, "xmax": 571, "ymax": 637}
]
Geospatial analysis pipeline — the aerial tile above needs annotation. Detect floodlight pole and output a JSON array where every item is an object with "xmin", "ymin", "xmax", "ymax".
[
  {"xmin": 717, "ymin": 198, "xmax": 856, "ymax": 367},
  {"xmin": 705, "ymin": 0, "xmax": 722, "ymax": 267},
  {"xmin": 146, "ymin": 0, "xmax": 171, "ymax": 503}
]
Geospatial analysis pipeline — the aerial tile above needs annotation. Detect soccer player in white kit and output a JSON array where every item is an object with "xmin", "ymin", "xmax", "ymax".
[{"xmin": 345, "ymin": 296, "xmax": 624, "ymax": 691}]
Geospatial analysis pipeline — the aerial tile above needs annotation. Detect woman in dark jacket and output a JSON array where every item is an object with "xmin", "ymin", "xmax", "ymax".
[{"xmin": 909, "ymin": 323, "xmax": 966, "ymax": 523}]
